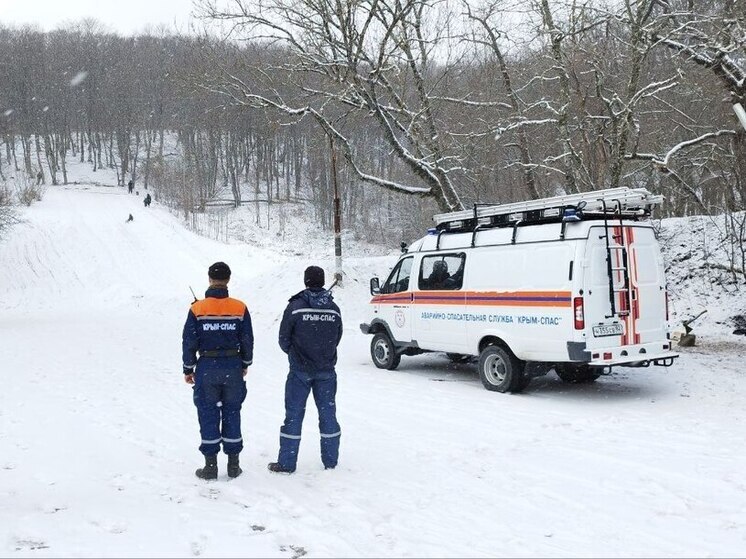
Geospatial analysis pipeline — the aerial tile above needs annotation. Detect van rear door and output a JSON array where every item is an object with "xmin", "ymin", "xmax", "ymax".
[
  {"xmin": 582, "ymin": 225, "xmax": 628, "ymax": 350},
  {"xmin": 625, "ymin": 226, "xmax": 668, "ymax": 344},
  {"xmin": 582, "ymin": 224, "xmax": 666, "ymax": 350}
]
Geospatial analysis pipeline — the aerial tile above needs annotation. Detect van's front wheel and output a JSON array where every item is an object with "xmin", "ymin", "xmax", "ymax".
[
  {"xmin": 371, "ymin": 333, "xmax": 401, "ymax": 370},
  {"xmin": 478, "ymin": 345, "xmax": 527, "ymax": 393}
]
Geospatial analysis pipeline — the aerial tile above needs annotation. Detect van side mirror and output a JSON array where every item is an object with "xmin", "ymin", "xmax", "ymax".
[{"xmin": 370, "ymin": 277, "xmax": 381, "ymax": 295}]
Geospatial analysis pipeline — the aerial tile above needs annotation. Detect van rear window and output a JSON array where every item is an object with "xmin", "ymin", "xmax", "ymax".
[{"xmin": 633, "ymin": 245, "xmax": 661, "ymax": 285}]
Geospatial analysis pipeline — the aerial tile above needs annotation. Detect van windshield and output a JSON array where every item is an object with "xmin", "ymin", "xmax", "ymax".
[{"xmin": 381, "ymin": 257, "xmax": 413, "ymax": 293}]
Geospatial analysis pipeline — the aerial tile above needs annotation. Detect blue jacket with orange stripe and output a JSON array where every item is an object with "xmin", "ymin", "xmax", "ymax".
[{"xmin": 182, "ymin": 287, "xmax": 254, "ymax": 375}]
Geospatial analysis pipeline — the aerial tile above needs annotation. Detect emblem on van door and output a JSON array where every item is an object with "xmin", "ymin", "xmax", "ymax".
[{"xmin": 395, "ymin": 310, "xmax": 406, "ymax": 327}]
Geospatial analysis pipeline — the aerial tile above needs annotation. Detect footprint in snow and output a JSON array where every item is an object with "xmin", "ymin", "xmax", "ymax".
[
  {"xmin": 14, "ymin": 539, "xmax": 49, "ymax": 551},
  {"xmin": 199, "ymin": 487, "xmax": 221, "ymax": 500},
  {"xmin": 280, "ymin": 544, "xmax": 307, "ymax": 559},
  {"xmin": 190, "ymin": 540, "xmax": 204, "ymax": 556},
  {"xmin": 41, "ymin": 503, "xmax": 67, "ymax": 514}
]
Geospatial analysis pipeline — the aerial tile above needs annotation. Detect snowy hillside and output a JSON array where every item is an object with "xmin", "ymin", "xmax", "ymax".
[
  {"xmin": 1, "ymin": 178, "xmax": 745, "ymax": 558},
  {"xmin": 658, "ymin": 214, "xmax": 746, "ymax": 339}
]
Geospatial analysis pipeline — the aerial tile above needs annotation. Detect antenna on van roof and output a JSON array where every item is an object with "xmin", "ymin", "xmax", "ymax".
[{"xmin": 433, "ymin": 187, "xmax": 663, "ymax": 232}]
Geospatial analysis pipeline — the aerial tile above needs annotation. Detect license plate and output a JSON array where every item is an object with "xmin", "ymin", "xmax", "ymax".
[{"xmin": 592, "ymin": 323, "xmax": 624, "ymax": 337}]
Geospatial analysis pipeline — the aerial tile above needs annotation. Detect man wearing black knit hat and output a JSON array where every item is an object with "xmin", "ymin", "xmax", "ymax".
[
  {"xmin": 268, "ymin": 265, "xmax": 343, "ymax": 473},
  {"xmin": 182, "ymin": 261, "xmax": 254, "ymax": 480}
]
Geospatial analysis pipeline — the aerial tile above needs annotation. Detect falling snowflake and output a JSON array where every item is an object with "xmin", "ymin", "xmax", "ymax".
[
  {"xmin": 3, "ymin": 109, "xmax": 13, "ymax": 117},
  {"xmin": 70, "ymin": 71, "xmax": 88, "ymax": 87}
]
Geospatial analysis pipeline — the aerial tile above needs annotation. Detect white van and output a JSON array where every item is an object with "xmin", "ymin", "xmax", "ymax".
[{"xmin": 360, "ymin": 187, "xmax": 678, "ymax": 393}]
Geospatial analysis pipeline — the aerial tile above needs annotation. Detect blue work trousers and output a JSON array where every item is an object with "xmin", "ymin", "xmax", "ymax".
[
  {"xmin": 193, "ymin": 369, "xmax": 247, "ymax": 456},
  {"xmin": 278, "ymin": 370, "xmax": 340, "ymax": 470}
]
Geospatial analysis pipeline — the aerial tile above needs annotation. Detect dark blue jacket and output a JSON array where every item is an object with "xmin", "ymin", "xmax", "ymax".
[
  {"xmin": 182, "ymin": 287, "xmax": 254, "ymax": 375},
  {"xmin": 279, "ymin": 288, "xmax": 343, "ymax": 373}
]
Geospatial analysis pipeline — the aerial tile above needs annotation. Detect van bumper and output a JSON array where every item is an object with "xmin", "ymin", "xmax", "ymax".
[{"xmin": 568, "ymin": 341, "xmax": 679, "ymax": 367}]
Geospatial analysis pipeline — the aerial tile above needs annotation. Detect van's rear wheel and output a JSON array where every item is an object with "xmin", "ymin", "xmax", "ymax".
[
  {"xmin": 478, "ymin": 345, "xmax": 527, "ymax": 393},
  {"xmin": 371, "ymin": 333, "xmax": 401, "ymax": 370},
  {"xmin": 555, "ymin": 363, "xmax": 601, "ymax": 383}
]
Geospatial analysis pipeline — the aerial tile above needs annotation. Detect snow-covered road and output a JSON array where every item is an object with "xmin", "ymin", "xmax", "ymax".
[{"xmin": 1, "ymin": 186, "xmax": 744, "ymax": 557}]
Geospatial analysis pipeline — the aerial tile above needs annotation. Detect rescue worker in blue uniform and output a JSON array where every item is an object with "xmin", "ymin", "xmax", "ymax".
[
  {"xmin": 268, "ymin": 266, "xmax": 343, "ymax": 473},
  {"xmin": 182, "ymin": 262, "xmax": 254, "ymax": 480}
]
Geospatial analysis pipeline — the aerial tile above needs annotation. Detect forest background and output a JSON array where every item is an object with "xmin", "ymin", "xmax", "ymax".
[{"xmin": 0, "ymin": 0, "xmax": 744, "ymax": 275}]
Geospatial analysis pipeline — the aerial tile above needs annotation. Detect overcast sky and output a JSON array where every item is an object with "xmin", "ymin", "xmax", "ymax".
[{"xmin": 1, "ymin": 0, "xmax": 196, "ymax": 35}]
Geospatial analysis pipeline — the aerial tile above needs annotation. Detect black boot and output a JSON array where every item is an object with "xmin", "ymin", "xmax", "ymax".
[
  {"xmin": 227, "ymin": 454, "xmax": 242, "ymax": 478},
  {"xmin": 267, "ymin": 462, "xmax": 295, "ymax": 474},
  {"xmin": 195, "ymin": 455, "xmax": 218, "ymax": 480}
]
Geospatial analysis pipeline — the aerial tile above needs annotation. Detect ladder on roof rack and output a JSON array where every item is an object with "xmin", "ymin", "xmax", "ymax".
[{"xmin": 433, "ymin": 187, "xmax": 663, "ymax": 231}]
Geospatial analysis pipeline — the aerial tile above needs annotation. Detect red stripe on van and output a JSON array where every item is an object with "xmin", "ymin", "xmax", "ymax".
[
  {"xmin": 614, "ymin": 226, "xmax": 628, "ymax": 346},
  {"xmin": 403, "ymin": 290, "xmax": 573, "ymax": 307},
  {"xmin": 371, "ymin": 293, "xmax": 412, "ymax": 304},
  {"xmin": 462, "ymin": 291, "xmax": 572, "ymax": 307},
  {"xmin": 628, "ymin": 226, "xmax": 641, "ymax": 344},
  {"xmin": 413, "ymin": 292, "xmax": 466, "ymax": 306}
]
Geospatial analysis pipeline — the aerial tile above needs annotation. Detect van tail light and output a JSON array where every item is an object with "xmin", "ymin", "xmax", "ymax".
[
  {"xmin": 665, "ymin": 290, "xmax": 670, "ymax": 321},
  {"xmin": 573, "ymin": 297, "xmax": 585, "ymax": 330}
]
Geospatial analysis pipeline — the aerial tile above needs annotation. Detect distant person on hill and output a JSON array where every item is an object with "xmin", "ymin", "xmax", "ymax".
[
  {"xmin": 268, "ymin": 266, "xmax": 343, "ymax": 474},
  {"xmin": 128, "ymin": 179, "xmax": 134, "ymax": 194},
  {"xmin": 182, "ymin": 262, "xmax": 254, "ymax": 480},
  {"xmin": 126, "ymin": 213, "xmax": 134, "ymax": 223},
  {"xmin": 36, "ymin": 170, "xmax": 43, "ymax": 185},
  {"xmin": 143, "ymin": 193, "xmax": 152, "ymax": 207}
]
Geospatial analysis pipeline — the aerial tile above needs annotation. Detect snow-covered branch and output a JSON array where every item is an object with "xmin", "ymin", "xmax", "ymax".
[
  {"xmin": 494, "ymin": 118, "xmax": 559, "ymax": 140},
  {"xmin": 431, "ymin": 96, "xmax": 512, "ymax": 110},
  {"xmin": 628, "ymin": 129, "xmax": 738, "ymax": 168}
]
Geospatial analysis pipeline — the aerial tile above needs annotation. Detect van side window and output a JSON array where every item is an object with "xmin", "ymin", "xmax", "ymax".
[
  {"xmin": 381, "ymin": 257, "xmax": 414, "ymax": 294},
  {"xmin": 419, "ymin": 254, "xmax": 465, "ymax": 290}
]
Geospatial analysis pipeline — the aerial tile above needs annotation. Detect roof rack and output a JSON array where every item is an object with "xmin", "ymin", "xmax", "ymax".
[{"xmin": 433, "ymin": 187, "xmax": 663, "ymax": 231}]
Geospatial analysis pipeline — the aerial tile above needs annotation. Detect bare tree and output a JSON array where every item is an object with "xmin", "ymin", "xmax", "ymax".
[
  {"xmin": 462, "ymin": 1, "xmax": 541, "ymax": 199},
  {"xmin": 0, "ymin": 184, "xmax": 19, "ymax": 240},
  {"xmin": 2, "ymin": 7, "xmax": 745, "ymax": 244},
  {"xmin": 647, "ymin": 0, "xmax": 745, "ymax": 206},
  {"xmin": 197, "ymin": 0, "xmax": 467, "ymax": 212}
]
